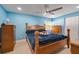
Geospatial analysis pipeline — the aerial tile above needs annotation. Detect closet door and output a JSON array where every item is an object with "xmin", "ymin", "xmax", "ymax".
[{"xmin": 65, "ymin": 16, "xmax": 79, "ymax": 40}]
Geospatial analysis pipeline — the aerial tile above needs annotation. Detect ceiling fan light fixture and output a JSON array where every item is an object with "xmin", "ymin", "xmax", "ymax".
[
  {"xmin": 43, "ymin": 12, "xmax": 55, "ymax": 18},
  {"xmin": 43, "ymin": 12, "xmax": 47, "ymax": 16}
]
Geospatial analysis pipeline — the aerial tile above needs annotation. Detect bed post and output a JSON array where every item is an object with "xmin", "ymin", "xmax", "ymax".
[
  {"xmin": 67, "ymin": 29, "xmax": 70, "ymax": 48},
  {"xmin": 34, "ymin": 31, "xmax": 39, "ymax": 54}
]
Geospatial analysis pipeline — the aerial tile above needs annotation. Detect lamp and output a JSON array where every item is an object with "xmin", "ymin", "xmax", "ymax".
[{"xmin": 6, "ymin": 17, "xmax": 10, "ymax": 24}]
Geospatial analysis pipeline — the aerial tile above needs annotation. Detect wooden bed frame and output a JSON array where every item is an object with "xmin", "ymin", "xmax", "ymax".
[{"xmin": 26, "ymin": 23, "xmax": 70, "ymax": 54}]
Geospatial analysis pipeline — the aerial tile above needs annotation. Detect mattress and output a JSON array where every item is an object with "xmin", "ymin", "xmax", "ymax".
[{"xmin": 26, "ymin": 32, "xmax": 67, "ymax": 49}]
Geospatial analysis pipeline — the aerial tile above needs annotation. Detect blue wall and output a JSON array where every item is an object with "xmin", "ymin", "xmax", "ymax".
[
  {"xmin": 0, "ymin": 6, "xmax": 7, "ymax": 26},
  {"xmin": 1, "ymin": 5, "xmax": 79, "ymax": 40},
  {"xmin": 0, "ymin": 5, "xmax": 51, "ymax": 40},
  {"xmin": 52, "ymin": 11, "xmax": 79, "ymax": 34},
  {"xmin": 7, "ymin": 12, "xmax": 51, "ymax": 40}
]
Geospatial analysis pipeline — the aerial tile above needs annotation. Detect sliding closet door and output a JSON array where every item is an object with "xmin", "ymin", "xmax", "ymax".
[{"xmin": 65, "ymin": 16, "xmax": 79, "ymax": 40}]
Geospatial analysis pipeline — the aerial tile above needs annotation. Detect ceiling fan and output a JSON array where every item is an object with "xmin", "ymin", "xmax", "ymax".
[{"xmin": 44, "ymin": 4, "xmax": 63, "ymax": 15}]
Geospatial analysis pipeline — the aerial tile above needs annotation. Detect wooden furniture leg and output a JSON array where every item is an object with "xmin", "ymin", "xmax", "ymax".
[{"xmin": 67, "ymin": 29, "xmax": 70, "ymax": 48}]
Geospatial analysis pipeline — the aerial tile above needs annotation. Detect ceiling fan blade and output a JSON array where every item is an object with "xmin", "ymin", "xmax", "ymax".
[{"xmin": 46, "ymin": 7, "xmax": 63, "ymax": 13}]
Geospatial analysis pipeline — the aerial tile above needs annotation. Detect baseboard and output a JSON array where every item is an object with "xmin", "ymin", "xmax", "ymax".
[{"xmin": 16, "ymin": 39, "xmax": 26, "ymax": 43}]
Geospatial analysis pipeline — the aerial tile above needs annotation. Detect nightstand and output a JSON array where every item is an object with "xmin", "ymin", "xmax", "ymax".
[{"xmin": 71, "ymin": 40, "xmax": 79, "ymax": 54}]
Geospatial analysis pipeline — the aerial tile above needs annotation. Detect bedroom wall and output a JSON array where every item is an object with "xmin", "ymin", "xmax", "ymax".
[
  {"xmin": 7, "ymin": 12, "xmax": 51, "ymax": 40},
  {"xmin": 0, "ymin": 6, "xmax": 7, "ymax": 26},
  {"xmin": 51, "ymin": 11, "xmax": 79, "ymax": 34},
  {"xmin": 1, "ymin": 5, "xmax": 79, "ymax": 41},
  {"xmin": 5, "ymin": 10, "xmax": 79, "ymax": 40}
]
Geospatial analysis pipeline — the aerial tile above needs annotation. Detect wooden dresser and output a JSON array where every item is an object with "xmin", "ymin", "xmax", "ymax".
[{"xmin": 0, "ymin": 25, "xmax": 15, "ymax": 53}]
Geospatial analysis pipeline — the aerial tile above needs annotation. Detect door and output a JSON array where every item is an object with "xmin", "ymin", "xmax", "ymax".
[{"xmin": 65, "ymin": 16, "xmax": 79, "ymax": 40}]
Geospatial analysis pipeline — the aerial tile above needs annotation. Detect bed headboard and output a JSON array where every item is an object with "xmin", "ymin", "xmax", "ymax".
[
  {"xmin": 26, "ymin": 23, "xmax": 45, "ymax": 30},
  {"xmin": 51, "ymin": 25, "xmax": 62, "ymax": 34}
]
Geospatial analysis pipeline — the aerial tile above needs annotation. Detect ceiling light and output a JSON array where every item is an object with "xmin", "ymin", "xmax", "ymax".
[
  {"xmin": 43, "ymin": 13, "xmax": 55, "ymax": 18},
  {"xmin": 76, "ymin": 6, "xmax": 79, "ymax": 8},
  {"xmin": 17, "ymin": 7, "xmax": 22, "ymax": 11}
]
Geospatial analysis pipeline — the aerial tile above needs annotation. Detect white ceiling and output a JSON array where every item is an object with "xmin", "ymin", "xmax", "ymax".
[{"xmin": 2, "ymin": 4, "xmax": 79, "ymax": 18}]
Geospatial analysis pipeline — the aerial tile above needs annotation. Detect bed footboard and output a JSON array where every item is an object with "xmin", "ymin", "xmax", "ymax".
[
  {"xmin": 67, "ymin": 29, "xmax": 70, "ymax": 48},
  {"xmin": 35, "ymin": 39, "xmax": 67, "ymax": 54},
  {"xmin": 34, "ymin": 31, "xmax": 39, "ymax": 54},
  {"xmin": 34, "ymin": 29, "xmax": 70, "ymax": 54}
]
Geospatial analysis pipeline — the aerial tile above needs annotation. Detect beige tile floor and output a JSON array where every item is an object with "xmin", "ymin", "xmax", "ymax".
[
  {"xmin": 7, "ymin": 39, "xmax": 71, "ymax": 54},
  {"xmin": 58, "ymin": 48, "xmax": 71, "ymax": 54},
  {"xmin": 7, "ymin": 39, "xmax": 32, "ymax": 54}
]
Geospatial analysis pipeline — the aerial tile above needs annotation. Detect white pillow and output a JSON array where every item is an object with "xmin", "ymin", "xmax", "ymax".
[{"xmin": 46, "ymin": 30, "xmax": 52, "ymax": 34}]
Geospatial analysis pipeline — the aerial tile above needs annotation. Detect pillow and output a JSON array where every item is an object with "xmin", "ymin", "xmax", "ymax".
[
  {"xmin": 46, "ymin": 30, "xmax": 52, "ymax": 34},
  {"xmin": 26, "ymin": 29, "xmax": 45, "ymax": 34}
]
